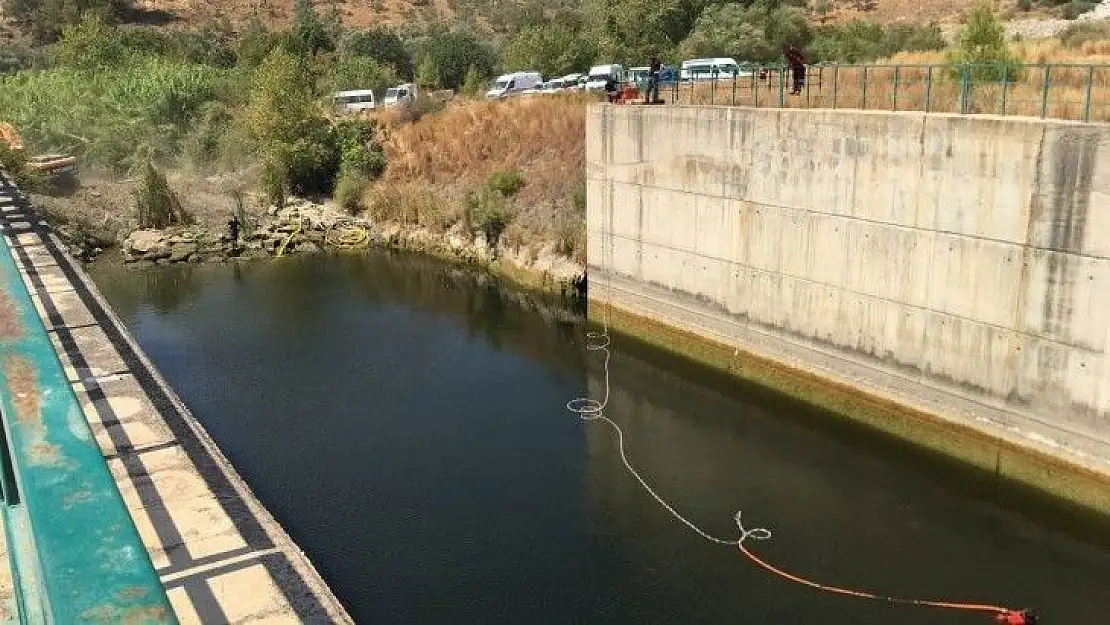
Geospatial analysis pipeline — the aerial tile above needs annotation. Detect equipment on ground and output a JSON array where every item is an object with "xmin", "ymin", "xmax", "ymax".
[{"xmin": 0, "ymin": 122, "xmax": 77, "ymax": 176}]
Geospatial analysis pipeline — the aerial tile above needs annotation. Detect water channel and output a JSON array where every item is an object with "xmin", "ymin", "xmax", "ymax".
[{"xmin": 88, "ymin": 252, "xmax": 1110, "ymax": 624}]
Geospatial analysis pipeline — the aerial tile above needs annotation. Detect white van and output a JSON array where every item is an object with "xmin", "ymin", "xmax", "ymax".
[
  {"xmin": 585, "ymin": 64, "xmax": 624, "ymax": 91},
  {"xmin": 383, "ymin": 83, "xmax": 417, "ymax": 107},
  {"xmin": 332, "ymin": 89, "xmax": 376, "ymax": 112},
  {"xmin": 680, "ymin": 58, "xmax": 743, "ymax": 82},
  {"xmin": 486, "ymin": 72, "xmax": 543, "ymax": 99}
]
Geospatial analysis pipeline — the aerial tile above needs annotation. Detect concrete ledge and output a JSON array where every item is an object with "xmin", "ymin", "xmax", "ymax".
[{"xmin": 589, "ymin": 273, "xmax": 1110, "ymax": 519}]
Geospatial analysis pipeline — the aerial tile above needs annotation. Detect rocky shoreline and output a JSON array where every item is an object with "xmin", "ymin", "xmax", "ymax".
[{"xmin": 107, "ymin": 198, "xmax": 587, "ymax": 298}]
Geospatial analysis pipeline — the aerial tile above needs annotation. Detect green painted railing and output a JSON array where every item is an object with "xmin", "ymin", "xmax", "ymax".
[
  {"xmin": 0, "ymin": 177, "xmax": 176, "ymax": 623},
  {"xmin": 660, "ymin": 62, "xmax": 1110, "ymax": 123}
]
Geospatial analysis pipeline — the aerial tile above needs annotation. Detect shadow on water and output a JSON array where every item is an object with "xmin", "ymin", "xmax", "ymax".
[{"xmin": 600, "ymin": 319, "xmax": 1110, "ymax": 551}]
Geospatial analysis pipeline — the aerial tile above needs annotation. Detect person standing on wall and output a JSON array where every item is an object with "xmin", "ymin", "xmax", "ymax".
[
  {"xmin": 783, "ymin": 44, "xmax": 807, "ymax": 95},
  {"xmin": 645, "ymin": 57, "xmax": 663, "ymax": 104}
]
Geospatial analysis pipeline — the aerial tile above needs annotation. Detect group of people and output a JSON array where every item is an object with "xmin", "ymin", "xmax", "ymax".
[{"xmin": 605, "ymin": 44, "xmax": 810, "ymax": 105}]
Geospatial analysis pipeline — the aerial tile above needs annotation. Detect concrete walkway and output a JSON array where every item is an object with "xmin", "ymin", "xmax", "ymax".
[{"xmin": 0, "ymin": 174, "xmax": 352, "ymax": 623}]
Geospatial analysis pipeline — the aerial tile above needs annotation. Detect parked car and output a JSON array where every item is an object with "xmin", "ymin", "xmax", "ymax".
[
  {"xmin": 539, "ymin": 78, "xmax": 567, "ymax": 94},
  {"xmin": 560, "ymin": 73, "xmax": 585, "ymax": 91},
  {"xmin": 383, "ymin": 83, "xmax": 417, "ymax": 107},
  {"xmin": 332, "ymin": 89, "xmax": 376, "ymax": 112},
  {"xmin": 680, "ymin": 58, "xmax": 745, "ymax": 82},
  {"xmin": 585, "ymin": 64, "xmax": 624, "ymax": 91},
  {"xmin": 486, "ymin": 71, "xmax": 543, "ymax": 99}
]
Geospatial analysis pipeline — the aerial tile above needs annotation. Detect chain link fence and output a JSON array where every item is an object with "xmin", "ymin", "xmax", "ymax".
[{"xmin": 658, "ymin": 62, "xmax": 1110, "ymax": 123}]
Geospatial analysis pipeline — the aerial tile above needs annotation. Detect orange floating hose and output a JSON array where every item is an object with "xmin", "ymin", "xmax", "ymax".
[{"xmin": 737, "ymin": 541, "xmax": 1036, "ymax": 623}]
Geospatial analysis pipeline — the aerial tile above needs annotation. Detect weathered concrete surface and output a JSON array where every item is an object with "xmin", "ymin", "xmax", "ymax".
[
  {"xmin": 586, "ymin": 104, "xmax": 1110, "ymax": 509},
  {"xmin": 0, "ymin": 174, "xmax": 352, "ymax": 623}
]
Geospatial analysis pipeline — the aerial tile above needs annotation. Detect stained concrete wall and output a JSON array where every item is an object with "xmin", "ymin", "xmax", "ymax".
[{"xmin": 586, "ymin": 104, "xmax": 1110, "ymax": 480}]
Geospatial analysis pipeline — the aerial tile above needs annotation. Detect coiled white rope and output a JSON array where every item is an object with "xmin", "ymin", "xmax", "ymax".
[{"xmin": 565, "ymin": 281, "xmax": 771, "ymax": 547}]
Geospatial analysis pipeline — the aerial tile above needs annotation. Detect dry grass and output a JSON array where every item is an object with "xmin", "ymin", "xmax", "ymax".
[{"xmin": 374, "ymin": 94, "xmax": 587, "ymax": 242}]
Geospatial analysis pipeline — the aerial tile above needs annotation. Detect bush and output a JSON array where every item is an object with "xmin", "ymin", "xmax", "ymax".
[
  {"xmin": 948, "ymin": 5, "xmax": 1021, "ymax": 83},
  {"xmin": 134, "ymin": 161, "xmax": 194, "ymax": 229},
  {"xmin": 0, "ymin": 143, "xmax": 44, "ymax": 191},
  {"xmin": 1016, "ymin": 0, "xmax": 1033, "ymax": 10},
  {"xmin": 184, "ymin": 101, "xmax": 234, "ymax": 168},
  {"xmin": 321, "ymin": 54, "xmax": 398, "ymax": 97},
  {"xmin": 339, "ymin": 28, "xmax": 412, "ymax": 79},
  {"xmin": 1060, "ymin": 21, "xmax": 1110, "ymax": 47},
  {"xmin": 1063, "ymin": 0, "xmax": 1097, "ymax": 19},
  {"xmin": 486, "ymin": 170, "xmax": 525, "ymax": 197},
  {"xmin": 336, "ymin": 118, "xmax": 387, "ymax": 179},
  {"xmin": 466, "ymin": 187, "xmax": 514, "ymax": 246},
  {"xmin": 334, "ymin": 170, "xmax": 369, "ymax": 214},
  {"xmin": 408, "ymin": 28, "xmax": 498, "ymax": 90},
  {"xmin": 260, "ymin": 159, "xmax": 286, "ymax": 209}
]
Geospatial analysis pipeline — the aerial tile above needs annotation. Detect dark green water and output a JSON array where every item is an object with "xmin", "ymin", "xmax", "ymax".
[{"xmin": 89, "ymin": 252, "xmax": 1110, "ymax": 624}]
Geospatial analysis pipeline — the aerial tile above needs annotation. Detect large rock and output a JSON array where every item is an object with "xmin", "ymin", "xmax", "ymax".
[
  {"xmin": 127, "ymin": 229, "xmax": 167, "ymax": 254},
  {"xmin": 168, "ymin": 241, "xmax": 199, "ymax": 262}
]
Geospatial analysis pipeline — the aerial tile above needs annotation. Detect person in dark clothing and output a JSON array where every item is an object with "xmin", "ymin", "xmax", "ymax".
[
  {"xmin": 645, "ymin": 57, "xmax": 662, "ymax": 104},
  {"xmin": 783, "ymin": 44, "xmax": 807, "ymax": 95},
  {"xmin": 227, "ymin": 215, "xmax": 241, "ymax": 254},
  {"xmin": 604, "ymin": 75, "xmax": 619, "ymax": 103}
]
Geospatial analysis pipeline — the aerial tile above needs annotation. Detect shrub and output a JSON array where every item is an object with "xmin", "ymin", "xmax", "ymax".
[
  {"xmin": 321, "ymin": 54, "xmax": 398, "ymax": 97},
  {"xmin": 466, "ymin": 186, "xmax": 514, "ymax": 246},
  {"xmin": 1016, "ymin": 0, "xmax": 1033, "ymax": 9},
  {"xmin": 0, "ymin": 143, "xmax": 44, "ymax": 191},
  {"xmin": 336, "ymin": 119, "xmax": 387, "ymax": 179},
  {"xmin": 1063, "ymin": 0, "xmax": 1097, "ymax": 19},
  {"xmin": 486, "ymin": 170, "xmax": 525, "ymax": 197},
  {"xmin": 334, "ymin": 170, "xmax": 369, "ymax": 214},
  {"xmin": 1060, "ymin": 21, "xmax": 1110, "ymax": 47},
  {"xmin": 947, "ymin": 5, "xmax": 1021, "ymax": 83},
  {"xmin": 339, "ymin": 28, "xmax": 413, "ymax": 79},
  {"xmin": 134, "ymin": 161, "xmax": 194, "ymax": 229},
  {"xmin": 184, "ymin": 101, "xmax": 234, "ymax": 168},
  {"xmin": 55, "ymin": 14, "xmax": 128, "ymax": 70},
  {"xmin": 260, "ymin": 158, "xmax": 286, "ymax": 209}
]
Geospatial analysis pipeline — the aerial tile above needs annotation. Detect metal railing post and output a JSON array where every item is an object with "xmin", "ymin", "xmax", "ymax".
[
  {"xmin": 924, "ymin": 65, "xmax": 933, "ymax": 113},
  {"xmin": 750, "ymin": 69, "xmax": 756, "ymax": 107},
  {"xmin": 892, "ymin": 65, "xmax": 900, "ymax": 111},
  {"xmin": 1001, "ymin": 72, "xmax": 1009, "ymax": 116},
  {"xmin": 832, "ymin": 65, "xmax": 839, "ymax": 109},
  {"xmin": 861, "ymin": 65, "xmax": 868, "ymax": 109},
  {"xmin": 805, "ymin": 65, "xmax": 812, "ymax": 108},
  {"xmin": 1084, "ymin": 64, "xmax": 1095, "ymax": 123},
  {"xmin": 731, "ymin": 73, "xmax": 737, "ymax": 106},
  {"xmin": 711, "ymin": 75, "xmax": 716, "ymax": 105},
  {"xmin": 778, "ymin": 66, "xmax": 785, "ymax": 107},
  {"xmin": 1040, "ymin": 64, "xmax": 1051, "ymax": 118}
]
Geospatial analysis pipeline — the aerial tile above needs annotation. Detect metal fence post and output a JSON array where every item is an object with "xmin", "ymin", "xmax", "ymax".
[
  {"xmin": 1040, "ymin": 64, "xmax": 1051, "ymax": 118},
  {"xmin": 924, "ymin": 65, "xmax": 932, "ymax": 113},
  {"xmin": 750, "ymin": 69, "xmax": 756, "ymax": 107},
  {"xmin": 892, "ymin": 65, "xmax": 900, "ymax": 111},
  {"xmin": 1084, "ymin": 64, "xmax": 1094, "ymax": 123},
  {"xmin": 805, "ymin": 65, "xmax": 812, "ymax": 108},
  {"xmin": 861, "ymin": 65, "xmax": 868, "ymax": 109},
  {"xmin": 832, "ymin": 65, "xmax": 839, "ymax": 109},
  {"xmin": 778, "ymin": 66, "xmax": 786, "ymax": 107},
  {"xmin": 1001, "ymin": 72, "xmax": 1009, "ymax": 116},
  {"xmin": 711, "ymin": 75, "xmax": 716, "ymax": 105},
  {"xmin": 731, "ymin": 73, "xmax": 737, "ymax": 106},
  {"xmin": 957, "ymin": 65, "xmax": 970, "ymax": 114}
]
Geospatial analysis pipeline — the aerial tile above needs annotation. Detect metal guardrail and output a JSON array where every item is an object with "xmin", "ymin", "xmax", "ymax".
[
  {"xmin": 653, "ymin": 62, "xmax": 1110, "ymax": 123},
  {"xmin": 0, "ymin": 175, "xmax": 176, "ymax": 623}
]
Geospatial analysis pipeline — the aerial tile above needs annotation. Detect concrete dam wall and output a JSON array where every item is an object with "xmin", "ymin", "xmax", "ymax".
[{"xmin": 585, "ymin": 104, "xmax": 1110, "ymax": 505}]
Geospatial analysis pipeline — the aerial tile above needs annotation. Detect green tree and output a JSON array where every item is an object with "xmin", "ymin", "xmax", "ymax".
[
  {"xmin": 415, "ymin": 54, "xmax": 441, "ymax": 89},
  {"xmin": 290, "ymin": 0, "xmax": 334, "ymax": 57},
  {"xmin": 4, "ymin": 0, "xmax": 132, "ymax": 43},
  {"xmin": 947, "ymin": 4, "xmax": 1019, "ymax": 82},
  {"xmin": 340, "ymin": 27, "xmax": 413, "ymax": 79},
  {"xmin": 677, "ymin": 3, "xmax": 810, "ymax": 63},
  {"xmin": 246, "ymin": 47, "xmax": 340, "ymax": 196},
  {"xmin": 461, "ymin": 64, "xmax": 487, "ymax": 95},
  {"xmin": 323, "ymin": 55, "xmax": 399, "ymax": 95},
  {"xmin": 410, "ymin": 27, "xmax": 498, "ymax": 90},
  {"xmin": 501, "ymin": 23, "xmax": 597, "ymax": 78}
]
